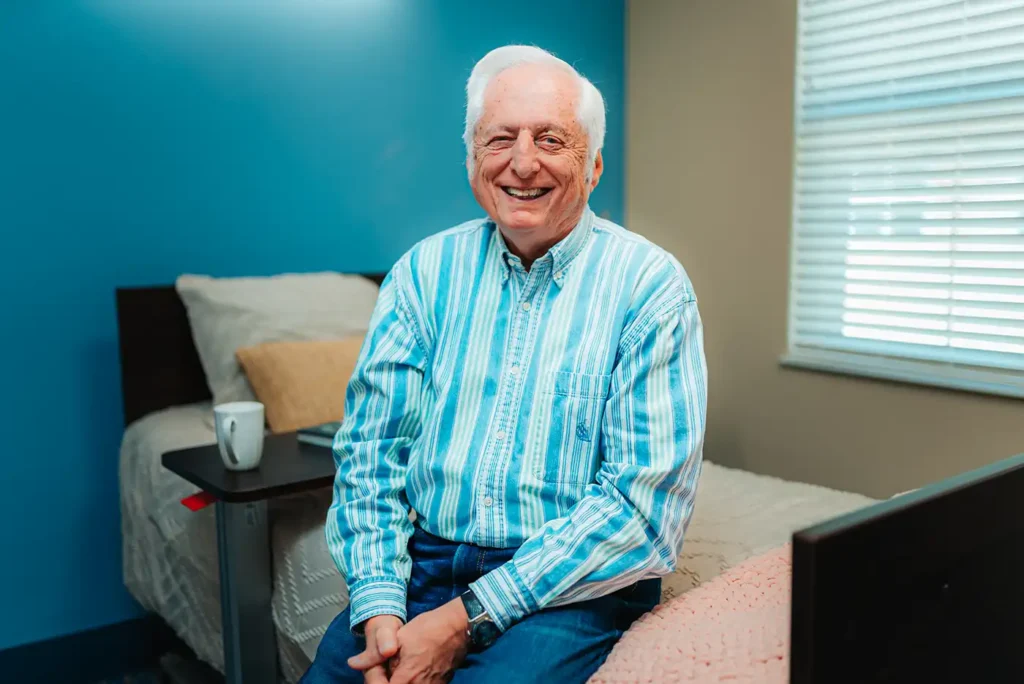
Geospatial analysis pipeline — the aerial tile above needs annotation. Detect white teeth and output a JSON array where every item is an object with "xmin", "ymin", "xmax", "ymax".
[{"xmin": 505, "ymin": 187, "xmax": 547, "ymax": 198}]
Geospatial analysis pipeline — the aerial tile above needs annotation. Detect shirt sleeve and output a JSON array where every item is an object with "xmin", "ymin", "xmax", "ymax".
[
  {"xmin": 325, "ymin": 265, "xmax": 429, "ymax": 634},
  {"xmin": 469, "ymin": 296, "xmax": 707, "ymax": 632}
]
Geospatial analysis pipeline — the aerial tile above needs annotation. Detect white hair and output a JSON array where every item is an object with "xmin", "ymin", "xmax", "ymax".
[{"xmin": 463, "ymin": 45, "xmax": 606, "ymax": 180}]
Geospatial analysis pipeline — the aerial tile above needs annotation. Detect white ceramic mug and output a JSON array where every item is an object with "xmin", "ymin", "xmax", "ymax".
[{"xmin": 214, "ymin": 401, "xmax": 265, "ymax": 471}]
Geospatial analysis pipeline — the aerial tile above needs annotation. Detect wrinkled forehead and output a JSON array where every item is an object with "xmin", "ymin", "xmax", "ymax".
[{"xmin": 479, "ymin": 63, "xmax": 582, "ymax": 134}]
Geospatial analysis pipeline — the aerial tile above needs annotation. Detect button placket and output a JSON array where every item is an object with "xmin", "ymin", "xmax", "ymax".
[{"xmin": 477, "ymin": 270, "xmax": 546, "ymax": 547}]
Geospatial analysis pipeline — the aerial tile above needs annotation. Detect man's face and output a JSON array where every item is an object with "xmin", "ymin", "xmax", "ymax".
[{"xmin": 470, "ymin": 64, "xmax": 603, "ymax": 241}]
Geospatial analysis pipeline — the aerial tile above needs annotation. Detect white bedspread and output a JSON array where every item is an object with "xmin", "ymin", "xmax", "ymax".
[
  {"xmin": 663, "ymin": 461, "xmax": 876, "ymax": 602},
  {"xmin": 120, "ymin": 404, "xmax": 875, "ymax": 682}
]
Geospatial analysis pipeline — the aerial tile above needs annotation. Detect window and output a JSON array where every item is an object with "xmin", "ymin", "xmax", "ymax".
[{"xmin": 785, "ymin": 0, "xmax": 1024, "ymax": 398}]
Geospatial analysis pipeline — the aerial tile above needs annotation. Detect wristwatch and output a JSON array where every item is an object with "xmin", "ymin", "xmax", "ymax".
[{"xmin": 461, "ymin": 588, "xmax": 501, "ymax": 650}]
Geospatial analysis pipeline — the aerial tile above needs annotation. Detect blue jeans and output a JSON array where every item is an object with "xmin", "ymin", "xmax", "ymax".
[{"xmin": 301, "ymin": 526, "xmax": 660, "ymax": 684}]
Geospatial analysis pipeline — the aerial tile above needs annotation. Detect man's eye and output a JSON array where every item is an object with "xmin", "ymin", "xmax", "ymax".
[
  {"xmin": 489, "ymin": 136, "xmax": 513, "ymax": 144},
  {"xmin": 540, "ymin": 136, "xmax": 561, "ymax": 146}
]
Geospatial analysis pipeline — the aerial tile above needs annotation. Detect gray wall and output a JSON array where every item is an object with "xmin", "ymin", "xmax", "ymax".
[{"xmin": 627, "ymin": 0, "xmax": 1023, "ymax": 498}]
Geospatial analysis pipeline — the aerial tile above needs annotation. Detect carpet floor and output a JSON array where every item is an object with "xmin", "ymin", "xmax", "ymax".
[{"xmin": 95, "ymin": 673, "xmax": 163, "ymax": 684}]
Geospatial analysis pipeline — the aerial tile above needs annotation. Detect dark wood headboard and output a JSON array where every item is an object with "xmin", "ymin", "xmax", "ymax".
[{"xmin": 115, "ymin": 274, "xmax": 387, "ymax": 427}]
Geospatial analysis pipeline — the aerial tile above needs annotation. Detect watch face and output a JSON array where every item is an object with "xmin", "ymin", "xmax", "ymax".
[{"xmin": 473, "ymin": 620, "xmax": 501, "ymax": 649}]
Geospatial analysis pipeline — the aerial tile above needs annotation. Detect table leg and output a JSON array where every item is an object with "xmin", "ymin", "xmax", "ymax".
[{"xmin": 216, "ymin": 500, "xmax": 279, "ymax": 684}]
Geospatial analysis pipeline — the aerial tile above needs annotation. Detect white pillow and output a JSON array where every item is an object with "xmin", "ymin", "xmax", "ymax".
[{"xmin": 175, "ymin": 272, "xmax": 380, "ymax": 409}]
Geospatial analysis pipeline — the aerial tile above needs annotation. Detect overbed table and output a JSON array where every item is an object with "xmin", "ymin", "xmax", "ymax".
[{"xmin": 163, "ymin": 433, "xmax": 336, "ymax": 684}]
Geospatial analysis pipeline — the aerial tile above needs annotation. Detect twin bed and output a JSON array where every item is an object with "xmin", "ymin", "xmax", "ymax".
[{"xmin": 115, "ymin": 276, "xmax": 876, "ymax": 682}]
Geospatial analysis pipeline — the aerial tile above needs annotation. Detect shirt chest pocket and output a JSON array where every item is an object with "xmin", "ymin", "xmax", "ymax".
[{"xmin": 535, "ymin": 371, "xmax": 611, "ymax": 484}]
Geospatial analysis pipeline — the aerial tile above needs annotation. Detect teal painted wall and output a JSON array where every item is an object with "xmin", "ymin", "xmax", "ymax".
[{"xmin": 0, "ymin": 1, "xmax": 625, "ymax": 650}]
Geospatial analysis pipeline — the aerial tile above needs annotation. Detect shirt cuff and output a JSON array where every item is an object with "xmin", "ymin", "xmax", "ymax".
[
  {"xmin": 468, "ymin": 560, "xmax": 539, "ymax": 632},
  {"xmin": 347, "ymin": 576, "xmax": 408, "ymax": 635}
]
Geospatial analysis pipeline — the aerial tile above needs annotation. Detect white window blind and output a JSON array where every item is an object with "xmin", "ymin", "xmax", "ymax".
[{"xmin": 787, "ymin": 0, "xmax": 1024, "ymax": 397}]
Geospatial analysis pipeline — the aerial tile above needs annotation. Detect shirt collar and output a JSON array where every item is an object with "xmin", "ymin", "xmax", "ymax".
[
  {"xmin": 491, "ymin": 206, "xmax": 594, "ymax": 288},
  {"xmin": 548, "ymin": 205, "xmax": 594, "ymax": 282}
]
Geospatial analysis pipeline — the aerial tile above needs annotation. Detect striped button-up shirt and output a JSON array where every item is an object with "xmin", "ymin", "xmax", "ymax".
[{"xmin": 327, "ymin": 206, "xmax": 707, "ymax": 633}]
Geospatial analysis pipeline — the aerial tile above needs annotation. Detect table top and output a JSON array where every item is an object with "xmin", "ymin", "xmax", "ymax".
[{"xmin": 162, "ymin": 433, "xmax": 336, "ymax": 503}]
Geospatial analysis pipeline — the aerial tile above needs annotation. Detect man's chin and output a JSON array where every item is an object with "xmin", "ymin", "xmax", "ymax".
[{"xmin": 497, "ymin": 208, "xmax": 547, "ymax": 232}]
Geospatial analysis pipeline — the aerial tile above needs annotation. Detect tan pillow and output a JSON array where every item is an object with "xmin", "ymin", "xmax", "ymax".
[{"xmin": 235, "ymin": 337, "xmax": 365, "ymax": 434}]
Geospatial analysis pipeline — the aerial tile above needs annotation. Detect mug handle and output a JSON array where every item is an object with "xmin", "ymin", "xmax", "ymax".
[{"xmin": 221, "ymin": 416, "xmax": 239, "ymax": 465}]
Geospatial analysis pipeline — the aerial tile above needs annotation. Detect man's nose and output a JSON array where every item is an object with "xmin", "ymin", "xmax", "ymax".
[{"xmin": 509, "ymin": 131, "xmax": 539, "ymax": 178}]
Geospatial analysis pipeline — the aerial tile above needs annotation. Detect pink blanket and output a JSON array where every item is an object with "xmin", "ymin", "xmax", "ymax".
[{"xmin": 590, "ymin": 545, "xmax": 792, "ymax": 683}]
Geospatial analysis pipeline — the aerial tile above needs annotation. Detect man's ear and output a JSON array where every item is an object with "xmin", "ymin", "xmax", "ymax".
[{"xmin": 589, "ymin": 151, "xmax": 604, "ymax": 190}]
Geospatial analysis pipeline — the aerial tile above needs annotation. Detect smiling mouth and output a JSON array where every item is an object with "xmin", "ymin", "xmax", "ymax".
[{"xmin": 503, "ymin": 186, "xmax": 552, "ymax": 200}]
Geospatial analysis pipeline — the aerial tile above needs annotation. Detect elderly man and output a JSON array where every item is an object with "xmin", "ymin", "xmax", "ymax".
[{"xmin": 301, "ymin": 45, "xmax": 707, "ymax": 684}]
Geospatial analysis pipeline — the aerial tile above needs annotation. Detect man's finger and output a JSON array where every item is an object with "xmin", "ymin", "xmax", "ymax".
[
  {"xmin": 349, "ymin": 624, "xmax": 386, "ymax": 672},
  {"xmin": 364, "ymin": 664, "xmax": 390, "ymax": 684},
  {"xmin": 375, "ymin": 625, "xmax": 398, "ymax": 658},
  {"xmin": 348, "ymin": 647, "xmax": 387, "ymax": 671},
  {"xmin": 388, "ymin": 665, "xmax": 412, "ymax": 684},
  {"xmin": 350, "ymin": 651, "xmax": 385, "ymax": 671}
]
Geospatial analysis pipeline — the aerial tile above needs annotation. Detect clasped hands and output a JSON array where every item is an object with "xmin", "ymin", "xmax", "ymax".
[{"xmin": 348, "ymin": 598, "xmax": 470, "ymax": 684}]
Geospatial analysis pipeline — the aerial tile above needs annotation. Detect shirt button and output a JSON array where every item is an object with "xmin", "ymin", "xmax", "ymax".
[
  {"xmin": 509, "ymin": 365, "xmax": 520, "ymax": 376},
  {"xmin": 555, "ymin": 270, "xmax": 562, "ymax": 279},
  {"xmin": 495, "ymin": 430, "xmax": 506, "ymax": 441},
  {"xmin": 521, "ymin": 301, "xmax": 532, "ymax": 311},
  {"xmin": 483, "ymin": 496, "xmax": 494, "ymax": 507}
]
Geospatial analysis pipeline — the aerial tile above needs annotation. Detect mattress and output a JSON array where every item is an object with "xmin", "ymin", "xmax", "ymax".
[
  {"xmin": 663, "ymin": 460, "xmax": 877, "ymax": 602},
  {"xmin": 120, "ymin": 404, "xmax": 875, "ymax": 682}
]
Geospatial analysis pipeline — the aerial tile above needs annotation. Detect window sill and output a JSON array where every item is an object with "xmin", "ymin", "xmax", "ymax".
[{"xmin": 780, "ymin": 349, "xmax": 1024, "ymax": 401}]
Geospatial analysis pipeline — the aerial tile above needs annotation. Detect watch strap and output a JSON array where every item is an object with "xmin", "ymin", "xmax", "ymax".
[
  {"xmin": 461, "ymin": 588, "xmax": 499, "ymax": 650},
  {"xmin": 462, "ymin": 588, "xmax": 486, "ymax": 623}
]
